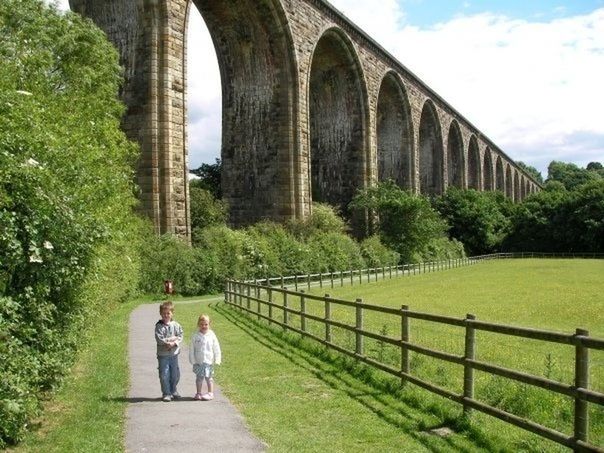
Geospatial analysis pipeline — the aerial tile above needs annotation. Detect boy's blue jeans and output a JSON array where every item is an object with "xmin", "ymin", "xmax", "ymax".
[{"xmin": 157, "ymin": 354, "xmax": 180, "ymax": 396}]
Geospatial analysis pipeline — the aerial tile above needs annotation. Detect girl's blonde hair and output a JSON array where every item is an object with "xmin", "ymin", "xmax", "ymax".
[{"xmin": 197, "ymin": 314, "xmax": 210, "ymax": 324}]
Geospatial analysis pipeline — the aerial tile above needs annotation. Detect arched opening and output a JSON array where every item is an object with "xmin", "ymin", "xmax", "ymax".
[
  {"xmin": 189, "ymin": 0, "xmax": 297, "ymax": 225},
  {"xmin": 186, "ymin": 8, "xmax": 221, "ymax": 175},
  {"xmin": 309, "ymin": 28, "xmax": 367, "ymax": 215},
  {"xmin": 483, "ymin": 148, "xmax": 493, "ymax": 191},
  {"xmin": 376, "ymin": 72, "xmax": 413, "ymax": 189},
  {"xmin": 514, "ymin": 170, "xmax": 521, "ymax": 202},
  {"xmin": 419, "ymin": 100, "xmax": 443, "ymax": 196},
  {"xmin": 495, "ymin": 156, "xmax": 505, "ymax": 193},
  {"xmin": 467, "ymin": 135, "xmax": 480, "ymax": 190},
  {"xmin": 446, "ymin": 120, "xmax": 464, "ymax": 189},
  {"xmin": 505, "ymin": 164, "xmax": 513, "ymax": 199}
]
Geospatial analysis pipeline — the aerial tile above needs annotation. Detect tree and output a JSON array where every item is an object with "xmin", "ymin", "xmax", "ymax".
[
  {"xmin": 546, "ymin": 161, "xmax": 600, "ymax": 190},
  {"xmin": 350, "ymin": 181, "xmax": 450, "ymax": 262},
  {"xmin": 433, "ymin": 188, "xmax": 513, "ymax": 255},
  {"xmin": 516, "ymin": 161, "xmax": 544, "ymax": 183},
  {"xmin": 0, "ymin": 0, "xmax": 142, "ymax": 445},
  {"xmin": 190, "ymin": 158, "xmax": 222, "ymax": 198}
]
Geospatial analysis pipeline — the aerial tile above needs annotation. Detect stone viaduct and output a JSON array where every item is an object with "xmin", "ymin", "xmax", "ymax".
[{"xmin": 70, "ymin": 0, "xmax": 542, "ymax": 237}]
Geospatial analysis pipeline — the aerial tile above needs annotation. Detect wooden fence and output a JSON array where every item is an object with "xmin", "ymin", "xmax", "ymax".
[
  {"xmin": 249, "ymin": 252, "xmax": 603, "ymax": 292},
  {"xmin": 224, "ymin": 279, "xmax": 604, "ymax": 452}
]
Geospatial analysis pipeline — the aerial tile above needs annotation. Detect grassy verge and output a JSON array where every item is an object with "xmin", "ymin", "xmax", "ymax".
[{"xmin": 8, "ymin": 299, "xmax": 136, "ymax": 453}]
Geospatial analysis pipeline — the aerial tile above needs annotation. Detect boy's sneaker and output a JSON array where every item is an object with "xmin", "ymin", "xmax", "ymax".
[
  {"xmin": 201, "ymin": 392, "xmax": 214, "ymax": 401},
  {"xmin": 172, "ymin": 392, "xmax": 181, "ymax": 400},
  {"xmin": 194, "ymin": 393, "xmax": 203, "ymax": 401},
  {"xmin": 162, "ymin": 395, "xmax": 172, "ymax": 402}
]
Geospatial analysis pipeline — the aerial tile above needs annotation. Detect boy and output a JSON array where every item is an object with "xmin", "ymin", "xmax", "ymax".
[{"xmin": 155, "ymin": 301, "xmax": 183, "ymax": 402}]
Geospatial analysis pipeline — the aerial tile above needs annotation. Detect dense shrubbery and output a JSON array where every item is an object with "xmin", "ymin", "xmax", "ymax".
[
  {"xmin": 0, "ymin": 1, "xmax": 142, "ymax": 446},
  {"xmin": 139, "ymin": 203, "xmax": 400, "ymax": 296}
]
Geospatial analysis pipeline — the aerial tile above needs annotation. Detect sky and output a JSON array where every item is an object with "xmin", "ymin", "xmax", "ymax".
[{"xmin": 53, "ymin": 0, "xmax": 604, "ymax": 178}]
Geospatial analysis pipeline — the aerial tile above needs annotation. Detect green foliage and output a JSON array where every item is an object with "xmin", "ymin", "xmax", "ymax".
[
  {"xmin": 546, "ymin": 160, "xmax": 602, "ymax": 191},
  {"xmin": 350, "ymin": 181, "xmax": 451, "ymax": 263},
  {"xmin": 287, "ymin": 202, "xmax": 348, "ymax": 239},
  {"xmin": 190, "ymin": 158, "xmax": 222, "ymax": 198},
  {"xmin": 306, "ymin": 232, "xmax": 366, "ymax": 272},
  {"xmin": 189, "ymin": 186, "xmax": 227, "ymax": 243},
  {"xmin": 0, "ymin": 0, "xmax": 141, "ymax": 445},
  {"xmin": 359, "ymin": 236, "xmax": 400, "ymax": 268},
  {"xmin": 505, "ymin": 180, "xmax": 604, "ymax": 252},
  {"xmin": 516, "ymin": 161, "xmax": 544, "ymax": 183},
  {"xmin": 434, "ymin": 188, "xmax": 513, "ymax": 255}
]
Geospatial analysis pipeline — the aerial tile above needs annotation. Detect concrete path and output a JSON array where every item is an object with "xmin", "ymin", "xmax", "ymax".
[{"xmin": 126, "ymin": 303, "xmax": 266, "ymax": 452}]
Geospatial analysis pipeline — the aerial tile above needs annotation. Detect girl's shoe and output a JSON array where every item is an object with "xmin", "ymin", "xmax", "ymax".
[
  {"xmin": 201, "ymin": 392, "xmax": 214, "ymax": 401},
  {"xmin": 194, "ymin": 393, "xmax": 203, "ymax": 400}
]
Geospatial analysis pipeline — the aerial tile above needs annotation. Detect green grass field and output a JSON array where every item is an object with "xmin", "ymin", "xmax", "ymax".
[{"xmin": 12, "ymin": 259, "xmax": 604, "ymax": 452}]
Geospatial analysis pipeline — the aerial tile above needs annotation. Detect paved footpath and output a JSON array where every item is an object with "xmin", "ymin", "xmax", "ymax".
[{"xmin": 126, "ymin": 303, "xmax": 266, "ymax": 452}]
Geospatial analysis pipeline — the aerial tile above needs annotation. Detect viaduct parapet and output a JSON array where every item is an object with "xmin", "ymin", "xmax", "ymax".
[{"xmin": 69, "ymin": 0, "xmax": 542, "ymax": 237}]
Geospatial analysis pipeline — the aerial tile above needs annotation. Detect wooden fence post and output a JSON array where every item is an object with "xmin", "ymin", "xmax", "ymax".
[
  {"xmin": 295, "ymin": 275, "xmax": 298, "ymax": 292},
  {"xmin": 350, "ymin": 269, "xmax": 354, "ymax": 286},
  {"xmin": 358, "ymin": 268, "xmax": 362, "ymax": 284},
  {"xmin": 307, "ymin": 273, "xmax": 311, "ymax": 291},
  {"xmin": 280, "ymin": 276, "xmax": 284, "ymax": 288},
  {"xmin": 319, "ymin": 273, "xmax": 323, "ymax": 289},
  {"xmin": 389, "ymin": 265, "xmax": 392, "ymax": 279},
  {"xmin": 268, "ymin": 287, "xmax": 273, "ymax": 325},
  {"xmin": 574, "ymin": 328, "xmax": 590, "ymax": 445},
  {"xmin": 463, "ymin": 314, "xmax": 476, "ymax": 416},
  {"xmin": 340, "ymin": 270, "xmax": 344, "ymax": 287},
  {"xmin": 246, "ymin": 284, "xmax": 251, "ymax": 310},
  {"xmin": 356, "ymin": 298, "xmax": 364, "ymax": 355},
  {"xmin": 331, "ymin": 271, "xmax": 334, "ymax": 288},
  {"xmin": 283, "ymin": 288, "xmax": 289, "ymax": 328},
  {"xmin": 256, "ymin": 282, "xmax": 261, "ymax": 320},
  {"xmin": 300, "ymin": 290, "xmax": 306, "ymax": 332},
  {"xmin": 325, "ymin": 294, "xmax": 331, "ymax": 343},
  {"xmin": 401, "ymin": 305, "xmax": 410, "ymax": 385}
]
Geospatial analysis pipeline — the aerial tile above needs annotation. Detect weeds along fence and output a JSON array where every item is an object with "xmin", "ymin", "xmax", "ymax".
[
  {"xmin": 224, "ymin": 280, "xmax": 604, "ymax": 452},
  {"xmin": 246, "ymin": 252, "xmax": 603, "ymax": 292}
]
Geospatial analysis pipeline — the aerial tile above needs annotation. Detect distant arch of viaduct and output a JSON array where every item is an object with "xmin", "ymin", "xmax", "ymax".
[{"xmin": 70, "ymin": 0, "xmax": 542, "ymax": 237}]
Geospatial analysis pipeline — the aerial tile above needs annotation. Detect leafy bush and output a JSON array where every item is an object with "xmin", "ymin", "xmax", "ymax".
[
  {"xmin": 350, "ymin": 181, "xmax": 449, "ymax": 263},
  {"xmin": 359, "ymin": 236, "xmax": 400, "ymax": 268},
  {"xmin": 306, "ymin": 232, "xmax": 366, "ymax": 273},
  {"xmin": 287, "ymin": 203, "xmax": 348, "ymax": 239},
  {"xmin": 0, "ymin": 1, "xmax": 141, "ymax": 445},
  {"xmin": 189, "ymin": 185, "xmax": 228, "ymax": 243}
]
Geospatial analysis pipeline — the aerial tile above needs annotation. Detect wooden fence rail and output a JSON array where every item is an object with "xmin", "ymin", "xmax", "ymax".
[{"xmin": 224, "ymin": 279, "xmax": 604, "ymax": 452}]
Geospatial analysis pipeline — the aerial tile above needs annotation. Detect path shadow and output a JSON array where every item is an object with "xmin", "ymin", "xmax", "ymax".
[{"xmin": 213, "ymin": 303, "xmax": 496, "ymax": 452}]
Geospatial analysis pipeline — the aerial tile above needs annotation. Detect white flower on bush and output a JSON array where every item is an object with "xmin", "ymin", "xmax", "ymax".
[
  {"xmin": 29, "ymin": 252, "xmax": 43, "ymax": 263},
  {"xmin": 16, "ymin": 90, "xmax": 33, "ymax": 96},
  {"xmin": 24, "ymin": 157, "xmax": 40, "ymax": 167},
  {"xmin": 43, "ymin": 240, "xmax": 54, "ymax": 250}
]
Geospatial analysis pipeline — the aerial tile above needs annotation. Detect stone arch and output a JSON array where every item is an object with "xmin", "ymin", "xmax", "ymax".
[
  {"xmin": 524, "ymin": 179, "xmax": 531, "ymax": 199},
  {"xmin": 514, "ymin": 170, "xmax": 521, "ymax": 202},
  {"xmin": 309, "ymin": 27, "xmax": 368, "ymax": 214},
  {"xmin": 505, "ymin": 164, "xmax": 513, "ymax": 199},
  {"xmin": 190, "ymin": 0, "xmax": 299, "ymax": 225},
  {"xmin": 418, "ymin": 100, "xmax": 444, "ymax": 196},
  {"xmin": 467, "ymin": 135, "xmax": 481, "ymax": 190},
  {"xmin": 483, "ymin": 147, "xmax": 494, "ymax": 191},
  {"xmin": 446, "ymin": 120, "xmax": 464, "ymax": 189},
  {"xmin": 495, "ymin": 155, "xmax": 505, "ymax": 193},
  {"xmin": 376, "ymin": 71, "xmax": 413, "ymax": 190}
]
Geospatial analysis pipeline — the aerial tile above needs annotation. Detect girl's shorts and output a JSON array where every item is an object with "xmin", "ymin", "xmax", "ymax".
[{"xmin": 193, "ymin": 363, "xmax": 214, "ymax": 378}]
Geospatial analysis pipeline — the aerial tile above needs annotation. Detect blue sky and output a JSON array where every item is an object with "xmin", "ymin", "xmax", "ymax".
[
  {"xmin": 400, "ymin": 0, "xmax": 604, "ymax": 26},
  {"xmin": 54, "ymin": 0, "xmax": 604, "ymax": 178}
]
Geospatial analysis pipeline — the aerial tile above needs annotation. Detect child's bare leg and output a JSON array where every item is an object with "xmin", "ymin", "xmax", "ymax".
[
  {"xmin": 196, "ymin": 376, "xmax": 204, "ymax": 394},
  {"xmin": 206, "ymin": 377, "xmax": 214, "ymax": 395}
]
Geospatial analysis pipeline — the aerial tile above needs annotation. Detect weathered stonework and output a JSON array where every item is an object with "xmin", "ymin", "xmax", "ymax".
[{"xmin": 70, "ymin": 0, "xmax": 542, "ymax": 239}]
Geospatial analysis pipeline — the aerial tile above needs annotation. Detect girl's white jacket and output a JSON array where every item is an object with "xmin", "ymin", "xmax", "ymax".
[{"xmin": 188, "ymin": 330, "xmax": 222, "ymax": 365}]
